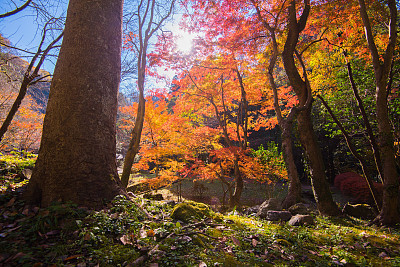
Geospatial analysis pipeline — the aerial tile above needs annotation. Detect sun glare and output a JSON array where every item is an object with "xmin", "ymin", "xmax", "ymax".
[{"xmin": 175, "ymin": 30, "xmax": 194, "ymax": 54}]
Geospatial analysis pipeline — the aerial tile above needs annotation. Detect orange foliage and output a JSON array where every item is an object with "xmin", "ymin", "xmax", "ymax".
[{"xmin": 0, "ymin": 96, "xmax": 44, "ymax": 151}]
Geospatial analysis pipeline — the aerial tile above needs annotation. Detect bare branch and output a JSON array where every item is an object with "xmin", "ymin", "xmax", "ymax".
[{"xmin": 0, "ymin": 0, "xmax": 32, "ymax": 18}]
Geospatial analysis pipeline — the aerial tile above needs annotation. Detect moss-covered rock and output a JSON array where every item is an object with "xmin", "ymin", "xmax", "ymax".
[{"xmin": 170, "ymin": 201, "xmax": 211, "ymax": 222}]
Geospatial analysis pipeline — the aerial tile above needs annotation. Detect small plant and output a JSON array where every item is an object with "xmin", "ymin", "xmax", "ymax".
[
  {"xmin": 251, "ymin": 143, "xmax": 286, "ymax": 180},
  {"xmin": 0, "ymin": 150, "xmax": 37, "ymax": 192},
  {"xmin": 0, "ymin": 150, "xmax": 36, "ymax": 173}
]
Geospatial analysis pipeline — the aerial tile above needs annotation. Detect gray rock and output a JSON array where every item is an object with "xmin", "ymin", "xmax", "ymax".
[
  {"xmin": 288, "ymin": 214, "xmax": 315, "ymax": 226},
  {"xmin": 243, "ymin": 205, "xmax": 260, "ymax": 215},
  {"xmin": 143, "ymin": 193, "xmax": 164, "ymax": 201},
  {"xmin": 288, "ymin": 203, "xmax": 309, "ymax": 215},
  {"xmin": 256, "ymin": 198, "xmax": 282, "ymax": 218},
  {"xmin": 265, "ymin": 210, "xmax": 292, "ymax": 221},
  {"xmin": 342, "ymin": 203, "xmax": 377, "ymax": 220}
]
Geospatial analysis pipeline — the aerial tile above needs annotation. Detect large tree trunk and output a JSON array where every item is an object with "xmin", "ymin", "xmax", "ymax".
[
  {"xmin": 374, "ymin": 78, "xmax": 399, "ymax": 225},
  {"xmin": 282, "ymin": 0, "xmax": 340, "ymax": 216},
  {"xmin": 297, "ymin": 107, "xmax": 340, "ymax": 215},
  {"xmin": 24, "ymin": 0, "xmax": 125, "ymax": 208}
]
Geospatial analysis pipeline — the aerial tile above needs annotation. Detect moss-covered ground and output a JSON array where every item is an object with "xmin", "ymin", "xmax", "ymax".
[{"xmin": 1, "ymin": 153, "xmax": 400, "ymax": 266}]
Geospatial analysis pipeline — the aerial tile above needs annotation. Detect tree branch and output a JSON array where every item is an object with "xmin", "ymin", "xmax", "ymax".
[{"xmin": 0, "ymin": 0, "xmax": 32, "ymax": 18}]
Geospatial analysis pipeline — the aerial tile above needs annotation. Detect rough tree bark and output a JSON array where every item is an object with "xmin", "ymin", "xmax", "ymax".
[
  {"xmin": 282, "ymin": 0, "xmax": 341, "ymax": 216},
  {"xmin": 358, "ymin": 0, "xmax": 399, "ymax": 225},
  {"xmin": 24, "ymin": 0, "xmax": 125, "ymax": 208}
]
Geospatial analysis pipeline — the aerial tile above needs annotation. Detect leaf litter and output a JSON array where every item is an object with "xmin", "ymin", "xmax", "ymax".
[{"xmin": 0, "ymin": 177, "xmax": 400, "ymax": 266}]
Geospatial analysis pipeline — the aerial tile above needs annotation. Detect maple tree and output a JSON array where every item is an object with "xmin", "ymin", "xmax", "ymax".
[
  {"xmin": 177, "ymin": 0, "xmax": 343, "ymax": 214},
  {"xmin": 120, "ymin": 0, "xmax": 175, "ymax": 188},
  {"xmin": 357, "ymin": 0, "xmax": 398, "ymax": 225},
  {"xmin": 303, "ymin": 0, "xmax": 399, "ymax": 224},
  {"xmin": 119, "ymin": 93, "xmax": 201, "ymax": 189},
  {"xmin": 249, "ymin": 0, "xmax": 303, "ymax": 208},
  {"xmin": 168, "ymin": 46, "xmax": 288, "ymax": 205},
  {"xmin": 0, "ymin": 95, "xmax": 44, "ymax": 151}
]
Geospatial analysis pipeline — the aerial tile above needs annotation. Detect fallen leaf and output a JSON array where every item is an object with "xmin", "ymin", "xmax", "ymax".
[
  {"xmin": 22, "ymin": 208, "xmax": 30, "ymax": 216},
  {"xmin": 45, "ymin": 230, "xmax": 60, "ymax": 236},
  {"xmin": 147, "ymin": 229, "xmax": 155, "ymax": 237},
  {"xmin": 64, "ymin": 254, "xmax": 83, "ymax": 261},
  {"xmin": 84, "ymin": 233, "xmax": 91, "ymax": 241},
  {"xmin": 252, "ymin": 239, "xmax": 258, "ymax": 247},
  {"xmin": 379, "ymin": 252, "xmax": 388, "ymax": 258},
  {"xmin": 6, "ymin": 198, "xmax": 15, "ymax": 207},
  {"xmin": 120, "ymin": 235, "xmax": 133, "ymax": 245},
  {"xmin": 140, "ymin": 229, "xmax": 147, "ymax": 238},
  {"xmin": 231, "ymin": 236, "xmax": 241, "ymax": 246}
]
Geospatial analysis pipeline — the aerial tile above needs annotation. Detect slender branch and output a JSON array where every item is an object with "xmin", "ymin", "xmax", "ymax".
[
  {"xmin": 317, "ymin": 94, "xmax": 381, "ymax": 211},
  {"xmin": 358, "ymin": 0, "xmax": 381, "ymax": 71},
  {"xmin": 343, "ymin": 50, "xmax": 383, "ymax": 182},
  {"xmin": 0, "ymin": 0, "xmax": 32, "ymax": 18}
]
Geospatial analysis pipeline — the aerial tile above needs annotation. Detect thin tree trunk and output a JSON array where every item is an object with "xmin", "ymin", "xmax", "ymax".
[
  {"xmin": 231, "ymin": 157, "xmax": 243, "ymax": 208},
  {"xmin": 343, "ymin": 51, "xmax": 383, "ymax": 182},
  {"xmin": 121, "ymin": 91, "xmax": 145, "ymax": 187},
  {"xmin": 0, "ymin": 30, "xmax": 63, "ymax": 142},
  {"xmin": 24, "ymin": 0, "xmax": 124, "ymax": 208},
  {"xmin": 318, "ymin": 95, "xmax": 382, "ymax": 211},
  {"xmin": 252, "ymin": 0, "xmax": 310, "ymax": 208},
  {"xmin": 120, "ymin": 0, "xmax": 174, "ymax": 188}
]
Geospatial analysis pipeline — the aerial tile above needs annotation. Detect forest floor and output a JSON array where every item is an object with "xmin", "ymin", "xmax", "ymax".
[{"xmin": 1, "ymin": 153, "xmax": 400, "ymax": 266}]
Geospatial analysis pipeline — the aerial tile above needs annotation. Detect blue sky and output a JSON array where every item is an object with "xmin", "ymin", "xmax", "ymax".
[
  {"xmin": 0, "ymin": 1, "xmax": 193, "ymax": 95},
  {"xmin": 0, "ymin": 1, "xmax": 67, "ymax": 73}
]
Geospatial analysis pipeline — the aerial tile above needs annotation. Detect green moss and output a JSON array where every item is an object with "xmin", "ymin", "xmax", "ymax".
[{"xmin": 170, "ymin": 201, "xmax": 212, "ymax": 222}]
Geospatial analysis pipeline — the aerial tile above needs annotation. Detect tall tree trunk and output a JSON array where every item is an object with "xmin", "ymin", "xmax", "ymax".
[
  {"xmin": 24, "ymin": 0, "xmax": 124, "ymax": 208},
  {"xmin": 282, "ymin": 0, "xmax": 340, "ymax": 216},
  {"xmin": 253, "ymin": 3, "xmax": 303, "ymax": 207},
  {"xmin": 297, "ymin": 107, "xmax": 340, "ymax": 215},
  {"xmin": 358, "ymin": 0, "xmax": 399, "ymax": 225}
]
